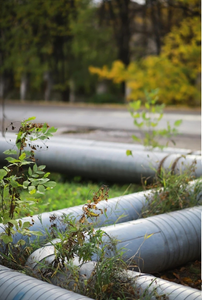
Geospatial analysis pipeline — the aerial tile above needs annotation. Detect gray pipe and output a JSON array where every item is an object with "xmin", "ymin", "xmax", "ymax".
[
  {"xmin": 26, "ymin": 247, "xmax": 201, "ymax": 300},
  {"xmin": 127, "ymin": 270, "xmax": 202, "ymax": 300},
  {"xmin": 0, "ymin": 137, "xmax": 201, "ymax": 183},
  {"xmin": 26, "ymin": 206, "xmax": 202, "ymax": 274},
  {"xmin": 3, "ymin": 133, "xmax": 201, "ymax": 155},
  {"xmin": 0, "ymin": 179, "xmax": 201, "ymax": 253},
  {"xmin": 0, "ymin": 264, "xmax": 93, "ymax": 300},
  {"xmin": 99, "ymin": 206, "xmax": 202, "ymax": 273},
  {"xmin": 49, "ymin": 136, "xmax": 201, "ymax": 155}
]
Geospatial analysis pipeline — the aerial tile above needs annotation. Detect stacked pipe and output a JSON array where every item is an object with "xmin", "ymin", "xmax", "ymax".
[
  {"xmin": 0, "ymin": 179, "xmax": 200, "ymax": 252},
  {"xmin": 25, "ymin": 255, "xmax": 202, "ymax": 300},
  {"xmin": 26, "ymin": 206, "xmax": 202, "ymax": 299},
  {"xmin": 0, "ymin": 136, "xmax": 201, "ymax": 183},
  {"xmin": 26, "ymin": 206, "xmax": 202, "ymax": 274},
  {"xmin": 0, "ymin": 135, "xmax": 201, "ymax": 299}
]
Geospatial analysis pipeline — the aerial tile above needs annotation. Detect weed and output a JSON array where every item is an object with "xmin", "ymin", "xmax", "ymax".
[
  {"xmin": 141, "ymin": 161, "xmax": 201, "ymax": 217},
  {"xmin": 127, "ymin": 89, "xmax": 182, "ymax": 152},
  {"xmin": 0, "ymin": 117, "xmax": 57, "ymax": 261}
]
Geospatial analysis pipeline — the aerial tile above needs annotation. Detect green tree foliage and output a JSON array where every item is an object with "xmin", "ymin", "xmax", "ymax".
[
  {"xmin": 1, "ymin": 0, "xmax": 200, "ymax": 103},
  {"xmin": 70, "ymin": 0, "xmax": 117, "ymax": 94},
  {"xmin": 89, "ymin": 3, "xmax": 201, "ymax": 105},
  {"xmin": 0, "ymin": 0, "xmax": 117, "ymax": 101}
]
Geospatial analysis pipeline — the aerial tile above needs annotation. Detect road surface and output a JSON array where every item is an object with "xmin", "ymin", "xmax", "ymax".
[{"xmin": 0, "ymin": 101, "xmax": 201, "ymax": 151}]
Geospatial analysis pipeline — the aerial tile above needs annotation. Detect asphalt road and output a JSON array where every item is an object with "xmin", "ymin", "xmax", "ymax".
[{"xmin": 0, "ymin": 101, "xmax": 201, "ymax": 151}]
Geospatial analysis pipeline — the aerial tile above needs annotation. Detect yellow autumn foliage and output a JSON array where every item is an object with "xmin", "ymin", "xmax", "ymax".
[{"xmin": 89, "ymin": 16, "xmax": 201, "ymax": 105}]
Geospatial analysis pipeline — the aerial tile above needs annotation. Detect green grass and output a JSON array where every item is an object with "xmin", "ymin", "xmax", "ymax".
[{"xmin": 20, "ymin": 174, "xmax": 142, "ymax": 217}]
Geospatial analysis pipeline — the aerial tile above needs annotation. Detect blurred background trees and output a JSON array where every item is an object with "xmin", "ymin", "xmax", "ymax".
[{"xmin": 0, "ymin": 0, "xmax": 200, "ymax": 105}]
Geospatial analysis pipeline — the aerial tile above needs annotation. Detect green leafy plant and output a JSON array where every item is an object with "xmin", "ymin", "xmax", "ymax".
[
  {"xmin": 127, "ymin": 89, "xmax": 182, "ymax": 151},
  {"xmin": 141, "ymin": 160, "xmax": 201, "ymax": 218},
  {"xmin": 29, "ymin": 186, "xmax": 140, "ymax": 299},
  {"xmin": 0, "ymin": 117, "xmax": 57, "ymax": 256},
  {"xmin": 50, "ymin": 186, "xmax": 109, "ymax": 265}
]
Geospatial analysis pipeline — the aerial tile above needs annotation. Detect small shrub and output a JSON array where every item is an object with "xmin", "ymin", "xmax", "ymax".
[
  {"xmin": 127, "ymin": 89, "xmax": 182, "ymax": 151},
  {"xmin": 0, "ymin": 117, "xmax": 57, "ymax": 262}
]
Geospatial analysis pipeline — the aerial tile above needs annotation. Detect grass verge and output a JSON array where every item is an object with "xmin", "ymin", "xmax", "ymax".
[{"xmin": 20, "ymin": 174, "xmax": 142, "ymax": 217}]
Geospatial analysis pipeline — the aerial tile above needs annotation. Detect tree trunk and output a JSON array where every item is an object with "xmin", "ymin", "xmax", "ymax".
[
  {"xmin": 69, "ymin": 79, "xmax": 76, "ymax": 103},
  {"xmin": 96, "ymin": 80, "xmax": 108, "ymax": 95},
  {"xmin": 20, "ymin": 74, "xmax": 28, "ymax": 101},
  {"xmin": 0, "ymin": 74, "xmax": 4, "ymax": 100},
  {"xmin": 43, "ymin": 71, "xmax": 52, "ymax": 101}
]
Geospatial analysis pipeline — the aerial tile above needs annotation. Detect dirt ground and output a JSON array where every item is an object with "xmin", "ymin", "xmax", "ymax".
[{"xmin": 153, "ymin": 260, "xmax": 201, "ymax": 290}]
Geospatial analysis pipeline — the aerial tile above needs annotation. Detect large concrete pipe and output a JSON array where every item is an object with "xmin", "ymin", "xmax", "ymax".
[
  {"xmin": 0, "ymin": 264, "xmax": 93, "ymax": 300},
  {"xmin": 2, "ymin": 133, "xmax": 201, "ymax": 155},
  {"xmin": 0, "ymin": 137, "xmax": 201, "ymax": 183},
  {"xmin": 26, "ymin": 206, "xmax": 202, "ymax": 274},
  {"xmin": 0, "ymin": 179, "xmax": 201, "ymax": 253},
  {"xmin": 26, "ymin": 248, "xmax": 201, "ymax": 300}
]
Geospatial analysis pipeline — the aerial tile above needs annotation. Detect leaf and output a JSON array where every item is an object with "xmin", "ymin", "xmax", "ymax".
[
  {"xmin": 31, "ymin": 174, "xmax": 39, "ymax": 178},
  {"xmin": 22, "ymin": 221, "xmax": 31, "ymax": 229},
  {"xmin": 38, "ymin": 165, "xmax": 46, "ymax": 170},
  {"xmin": 28, "ymin": 167, "xmax": 32, "ymax": 176},
  {"xmin": 183, "ymin": 277, "xmax": 193, "ymax": 284},
  {"xmin": 79, "ymin": 215, "xmax": 86, "ymax": 224},
  {"xmin": 10, "ymin": 179, "xmax": 21, "ymax": 188},
  {"xmin": 129, "ymin": 100, "xmax": 141, "ymax": 111},
  {"xmin": 44, "ymin": 172, "xmax": 50, "ymax": 178},
  {"xmin": 0, "ymin": 169, "xmax": 7, "ymax": 180},
  {"xmin": 44, "ymin": 181, "xmax": 56, "ymax": 188},
  {"xmin": 28, "ymin": 186, "xmax": 36, "ymax": 194},
  {"xmin": 0, "ymin": 235, "xmax": 13, "ymax": 244},
  {"xmin": 23, "ymin": 116, "xmax": 36, "ymax": 123},
  {"xmin": 37, "ymin": 185, "xmax": 46, "ymax": 194},
  {"xmin": 157, "ymin": 113, "xmax": 164, "ymax": 122},
  {"xmin": 20, "ymin": 155, "xmax": 28, "ymax": 164},
  {"xmin": 33, "ymin": 164, "xmax": 37, "ymax": 173},
  {"xmin": 23, "ymin": 181, "xmax": 30, "ymax": 188},
  {"xmin": 87, "ymin": 211, "xmax": 99, "ymax": 218},
  {"xmin": 126, "ymin": 150, "xmax": 133, "ymax": 156},
  {"xmin": 37, "ymin": 178, "xmax": 49, "ymax": 184},
  {"xmin": 174, "ymin": 119, "xmax": 182, "ymax": 127},
  {"xmin": 3, "ymin": 149, "xmax": 17, "ymax": 155},
  {"xmin": 21, "ymin": 161, "xmax": 32, "ymax": 166},
  {"xmin": 5, "ymin": 157, "xmax": 19, "ymax": 163},
  {"xmin": 17, "ymin": 239, "xmax": 26, "ymax": 246},
  {"xmin": 36, "ymin": 171, "xmax": 45, "ymax": 175},
  {"xmin": 144, "ymin": 233, "xmax": 153, "ymax": 240},
  {"xmin": 134, "ymin": 120, "xmax": 144, "ymax": 128},
  {"xmin": 151, "ymin": 122, "xmax": 158, "ymax": 127},
  {"xmin": 132, "ymin": 113, "xmax": 140, "ymax": 118},
  {"xmin": 42, "ymin": 123, "xmax": 48, "ymax": 134},
  {"xmin": 8, "ymin": 220, "xmax": 18, "ymax": 227},
  {"xmin": 145, "ymin": 103, "xmax": 150, "ymax": 110},
  {"xmin": 28, "ymin": 230, "xmax": 43, "ymax": 236},
  {"xmin": 132, "ymin": 135, "xmax": 141, "ymax": 142},
  {"xmin": 47, "ymin": 127, "xmax": 57, "ymax": 134},
  {"xmin": 142, "ymin": 112, "xmax": 150, "ymax": 121}
]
